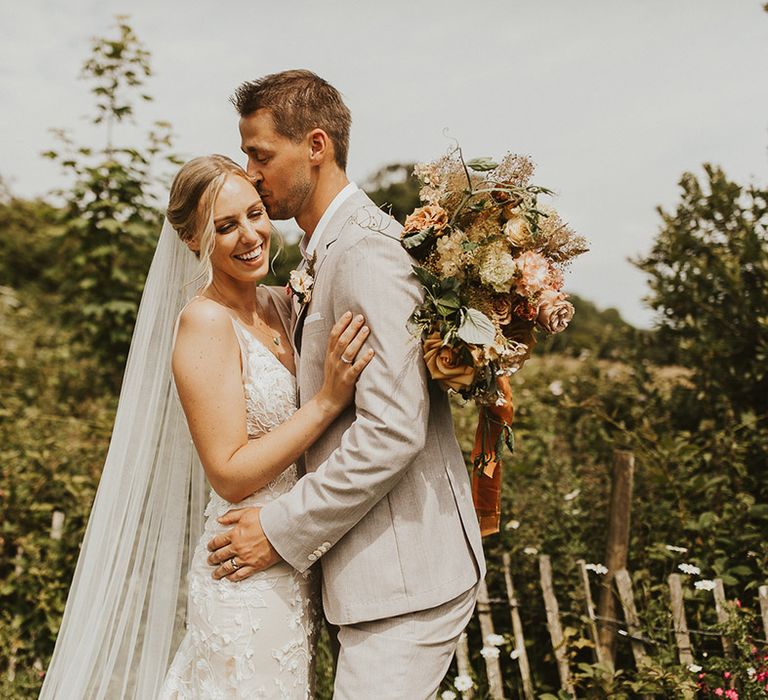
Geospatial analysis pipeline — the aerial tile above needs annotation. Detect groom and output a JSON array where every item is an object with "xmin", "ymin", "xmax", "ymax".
[{"xmin": 208, "ymin": 70, "xmax": 485, "ymax": 698}]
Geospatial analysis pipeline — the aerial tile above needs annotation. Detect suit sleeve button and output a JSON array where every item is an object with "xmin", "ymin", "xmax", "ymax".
[{"xmin": 308, "ymin": 554, "xmax": 317, "ymax": 562}]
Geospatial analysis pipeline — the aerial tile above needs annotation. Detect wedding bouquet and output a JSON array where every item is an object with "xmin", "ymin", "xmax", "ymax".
[{"xmin": 401, "ymin": 147, "xmax": 588, "ymax": 535}]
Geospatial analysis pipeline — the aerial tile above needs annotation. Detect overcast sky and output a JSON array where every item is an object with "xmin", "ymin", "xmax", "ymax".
[{"xmin": 2, "ymin": 0, "xmax": 766, "ymax": 327}]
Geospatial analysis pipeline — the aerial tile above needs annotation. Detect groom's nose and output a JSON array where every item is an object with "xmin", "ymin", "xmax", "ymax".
[{"xmin": 247, "ymin": 159, "xmax": 262, "ymax": 183}]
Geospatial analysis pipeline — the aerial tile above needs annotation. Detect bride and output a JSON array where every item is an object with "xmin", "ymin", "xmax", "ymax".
[{"xmin": 40, "ymin": 154, "xmax": 373, "ymax": 699}]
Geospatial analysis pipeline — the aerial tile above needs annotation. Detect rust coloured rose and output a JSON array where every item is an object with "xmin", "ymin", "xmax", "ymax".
[
  {"xmin": 491, "ymin": 182, "xmax": 523, "ymax": 207},
  {"xmin": 422, "ymin": 333, "xmax": 476, "ymax": 391},
  {"xmin": 536, "ymin": 288, "xmax": 575, "ymax": 333},
  {"xmin": 511, "ymin": 296, "xmax": 538, "ymax": 322},
  {"xmin": 490, "ymin": 295, "xmax": 513, "ymax": 325},
  {"xmin": 402, "ymin": 205, "xmax": 449, "ymax": 237}
]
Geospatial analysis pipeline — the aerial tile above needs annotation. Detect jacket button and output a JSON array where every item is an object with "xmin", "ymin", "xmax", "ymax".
[
  {"xmin": 322, "ymin": 541, "xmax": 331, "ymax": 548},
  {"xmin": 308, "ymin": 554, "xmax": 317, "ymax": 562}
]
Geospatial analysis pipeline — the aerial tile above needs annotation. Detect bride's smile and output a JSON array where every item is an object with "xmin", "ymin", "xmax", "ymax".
[{"xmin": 206, "ymin": 174, "xmax": 272, "ymax": 283}]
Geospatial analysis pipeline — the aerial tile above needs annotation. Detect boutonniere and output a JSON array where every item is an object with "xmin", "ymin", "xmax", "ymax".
[{"xmin": 286, "ymin": 252, "xmax": 316, "ymax": 307}]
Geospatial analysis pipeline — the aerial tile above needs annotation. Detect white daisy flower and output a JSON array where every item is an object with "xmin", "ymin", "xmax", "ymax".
[
  {"xmin": 694, "ymin": 579, "xmax": 716, "ymax": 591},
  {"xmin": 549, "ymin": 380, "xmax": 564, "ymax": 396},
  {"xmin": 480, "ymin": 646, "xmax": 501, "ymax": 659},
  {"xmin": 441, "ymin": 691, "xmax": 458, "ymax": 700},
  {"xmin": 585, "ymin": 563, "xmax": 608, "ymax": 575},
  {"xmin": 454, "ymin": 675, "xmax": 473, "ymax": 692},
  {"xmin": 678, "ymin": 563, "xmax": 701, "ymax": 575},
  {"xmin": 485, "ymin": 634, "xmax": 505, "ymax": 647}
]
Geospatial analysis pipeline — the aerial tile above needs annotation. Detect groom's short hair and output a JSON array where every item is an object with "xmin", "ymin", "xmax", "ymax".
[{"xmin": 231, "ymin": 70, "xmax": 351, "ymax": 170}]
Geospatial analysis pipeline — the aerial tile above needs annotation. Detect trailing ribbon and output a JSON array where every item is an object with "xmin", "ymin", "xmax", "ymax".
[{"xmin": 471, "ymin": 375, "xmax": 514, "ymax": 537}]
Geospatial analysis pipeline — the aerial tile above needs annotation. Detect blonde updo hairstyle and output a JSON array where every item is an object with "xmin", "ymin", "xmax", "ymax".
[{"xmin": 166, "ymin": 154, "xmax": 255, "ymax": 288}]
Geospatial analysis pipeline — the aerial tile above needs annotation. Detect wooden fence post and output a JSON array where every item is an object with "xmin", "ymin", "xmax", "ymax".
[
  {"xmin": 50, "ymin": 510, "xmax": 65, "ymax": 540},
  {"xmin": 668, "ymin": 573, "xmax": 694, "ymax": 666},
  {"xmin": 502, "ymin": 553, "xmax": 534, "ymax": 700},
  {"xmin": 614, "ymin": 568, "xmax": 653, "ymax": 700},
  {"xmin": 759, "ymin": 585, "xmax": 768, "ymax": 643},
  {"xmin": 614, "ymin": 569, "xmax": 648, "ymax": 667},
  {"xmin": 712, "ymin": 579, "xmax": 734, "ymax": 658},
  {"xmin": 539, "ymin": 554, "xmax": 574, "ymax": 697},
  {"xmin": 668, "ymin": 573, "xmax": 695, "ymax": 700},
  {"xmin": 455, "ymin": 631, "xmax": 475, "ymax": 700},
  {"xmin": 577, "ymin": 559, "xmax": 608, "ymax": 668},
  {"xmin": 597, "ymin": 450, "xmax": 635, "ymax": 665},
  {"xmin": 476, "ymin": 577, "xmax": 505, "ymax": 700}
]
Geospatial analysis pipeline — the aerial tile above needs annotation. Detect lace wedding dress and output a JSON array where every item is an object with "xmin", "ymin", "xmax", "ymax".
[{"xmin": 160, "ymin": 314, "xmax": 315, "ymax": 699}]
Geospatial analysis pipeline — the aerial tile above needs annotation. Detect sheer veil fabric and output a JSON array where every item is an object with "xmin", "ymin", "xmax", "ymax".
[{"xmin": 40, "ymin": 221, "xmax": 208, "ymax": 699}]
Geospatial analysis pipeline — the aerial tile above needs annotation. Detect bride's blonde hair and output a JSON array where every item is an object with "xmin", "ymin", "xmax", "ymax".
[{"xmin": 166, "ymin": 154, "xmax": 253, "ymax": 288}]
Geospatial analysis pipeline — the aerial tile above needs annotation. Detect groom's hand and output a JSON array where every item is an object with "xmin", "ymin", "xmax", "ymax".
[{"xmin": 207, "ymin": 506, "xmax": 283, "ymax": 581}]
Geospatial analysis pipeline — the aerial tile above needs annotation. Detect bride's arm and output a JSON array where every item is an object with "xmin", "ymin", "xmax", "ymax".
[{"xmin": 172, "ymin": 303, "xmax": 372, "ymax": 503}]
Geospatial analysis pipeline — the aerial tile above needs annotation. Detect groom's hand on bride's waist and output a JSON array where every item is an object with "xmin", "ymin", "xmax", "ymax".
[{"xmin": 207, "ymin": 506, "xmax": 283, "ymax": 581}]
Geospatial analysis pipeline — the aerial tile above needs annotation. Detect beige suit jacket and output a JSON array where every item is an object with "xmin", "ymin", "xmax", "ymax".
[{"xmin": 260, "ymin": 191, "xmax": 485, "ymax": 625}]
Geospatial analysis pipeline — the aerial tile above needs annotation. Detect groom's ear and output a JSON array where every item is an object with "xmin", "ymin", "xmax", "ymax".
[{"xmin": 307, "ymin": 128, "xmax": 332, "ymax": 165}]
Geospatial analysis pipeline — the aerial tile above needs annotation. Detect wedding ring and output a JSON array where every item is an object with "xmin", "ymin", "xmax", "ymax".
[
  {"xmin": 230, "ymin": 557, "xmax": 240, "ymax": 570},
  {"xmin": 341, "ymin": 356, "xmax": 353, "ymax": 364}
]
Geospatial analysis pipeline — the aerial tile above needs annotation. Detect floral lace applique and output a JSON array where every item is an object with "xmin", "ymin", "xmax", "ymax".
[{"xmin": 159, "ymin": 323, "xmax": 315, "ymax": 699}]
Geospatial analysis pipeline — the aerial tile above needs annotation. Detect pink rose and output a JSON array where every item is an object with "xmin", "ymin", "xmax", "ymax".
[
  {"xmin": 536, "ymin": 289, "xmax": 574, "ymax": 334},
  {"xmin": 513, "ymin": 251, "xmax": 550, "ymax": 297}
]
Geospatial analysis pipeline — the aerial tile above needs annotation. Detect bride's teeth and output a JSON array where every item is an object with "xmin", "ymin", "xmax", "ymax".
[{"xmin": 236, "ymin": 246, "xmax": 263, "ymax": 261}]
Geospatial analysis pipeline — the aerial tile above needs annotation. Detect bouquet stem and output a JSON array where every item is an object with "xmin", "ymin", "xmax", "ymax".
[{"xmin": 471, "ymin": 376, "xmax": 514, "ymax": 537}]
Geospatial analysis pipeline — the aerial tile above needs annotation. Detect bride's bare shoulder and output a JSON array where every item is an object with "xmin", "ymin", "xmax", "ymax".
[{"xmin": 176, "ymin": 297, "xmax": 234, "ymax": 340}]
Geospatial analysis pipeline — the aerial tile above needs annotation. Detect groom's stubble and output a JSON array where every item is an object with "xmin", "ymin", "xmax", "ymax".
[{"xmin": 259, "ymin": 172, "xmax": 312, "ymax": 223}]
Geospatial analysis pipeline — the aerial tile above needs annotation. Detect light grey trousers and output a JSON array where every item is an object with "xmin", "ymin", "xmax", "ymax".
[{"xmin": 332, "ymin": 583, "xmax": 480, "ymax": 699}]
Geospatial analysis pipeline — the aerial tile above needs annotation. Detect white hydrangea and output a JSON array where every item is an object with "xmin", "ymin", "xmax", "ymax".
[{"xmin": 478, "ymin": 245, "xmax": 517, "ymax": 293}]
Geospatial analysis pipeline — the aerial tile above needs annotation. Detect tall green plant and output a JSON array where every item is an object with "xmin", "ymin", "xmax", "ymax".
[
  {"xmin": 634, "ymin": 165, "xmax": 768, "ymax": 420},
  {"xmin": 43, "ymin": 16, "xmax": 179, "ymax": 384}
]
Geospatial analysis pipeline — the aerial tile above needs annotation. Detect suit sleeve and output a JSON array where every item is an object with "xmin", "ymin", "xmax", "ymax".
[{"xmin": 259, "ymin": 231, "xmax": 430, "ymax": 572}]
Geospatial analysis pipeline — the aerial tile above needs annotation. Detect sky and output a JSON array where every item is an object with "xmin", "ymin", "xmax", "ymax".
[{"xmin": 1, "ymin": 0, "xmax": 767, "ymax": 327}]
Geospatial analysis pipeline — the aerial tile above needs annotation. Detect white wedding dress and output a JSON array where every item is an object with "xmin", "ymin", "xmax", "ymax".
[{"xmin": 159, "ymin": 314, "xmax": 315, "ymax": 699}]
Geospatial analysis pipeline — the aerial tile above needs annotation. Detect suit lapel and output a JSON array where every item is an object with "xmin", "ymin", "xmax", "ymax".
[{"xmin": 291, "ymin": 191, "xmax": 371, "ymax": 356}]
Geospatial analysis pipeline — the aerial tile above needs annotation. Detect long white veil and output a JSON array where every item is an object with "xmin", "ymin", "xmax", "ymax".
[{"xmin": 40, "ymin": 220, "xmax": 207, "ymax": 699}]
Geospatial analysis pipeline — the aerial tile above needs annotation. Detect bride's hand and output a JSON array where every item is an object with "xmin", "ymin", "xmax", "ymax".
[{"xmin": 316, "ymin": 311, "xmax": 373, "ymax": 415}]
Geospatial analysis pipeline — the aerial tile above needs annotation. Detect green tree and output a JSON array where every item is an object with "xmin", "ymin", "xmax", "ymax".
[
  {"xmin": 363, "ymin": 162, "xmax": 420, "ymax": 223},
  {"xmin": 0, "ymin": 178, "xmax": 62, "ymax": 291},
  {"xmin": 538, "ymin": 294, "xmax": 638, "ymax": 359},
  {"xmin": 634, "ymin": 165, "xmax": 768, "ymax": 420},
  {"xmin": 44, "ymin": 16, "xmax": 178, "ymax": 384}
]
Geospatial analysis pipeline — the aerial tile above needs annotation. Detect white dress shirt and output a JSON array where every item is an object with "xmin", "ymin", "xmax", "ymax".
[{"xmin": 299, "ymin": 182, "xmax": 359, "ymax": 261}]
